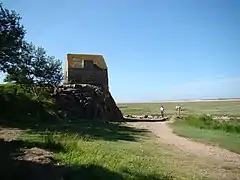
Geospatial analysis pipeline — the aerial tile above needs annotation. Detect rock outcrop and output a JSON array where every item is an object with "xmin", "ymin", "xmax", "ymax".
[{"xmin": 52, "ymin": 84, "xmax": 123, "ymax": 121}]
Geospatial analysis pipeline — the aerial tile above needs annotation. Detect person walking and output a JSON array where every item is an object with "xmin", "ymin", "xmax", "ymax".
[{"xmin": 160, "ymin": 105, "xmax": 164, "ymax": 118}]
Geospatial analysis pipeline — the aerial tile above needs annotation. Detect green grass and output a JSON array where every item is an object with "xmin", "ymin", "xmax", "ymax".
[
  {"xmin": 1, "ymin": 119, "xmax": 237, "ymax": 180},
  {"xmin": 170, "ymin": 116, "xmax": 240, "ymax": 154},
  {"xmin": 9, "ymin": 120, "xmax": 212, "ymax": 180},
  {"xmin": 181, "ymin": 115, "xmax": 240, "ymax": 134},
  {"xmin": 118, "ymin": 100, "xmax": 240, "ymax": 117},
  {"xmin": 1, "ymin": 84, "xmax": 240, "ymax": 179},
  {"xmin": 18, "ymin": 125, "xmax": 177, "ymax": 179}
]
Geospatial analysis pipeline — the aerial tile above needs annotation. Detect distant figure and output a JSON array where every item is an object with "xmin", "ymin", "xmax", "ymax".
[
  {"xmin": 160, "ymin": 105, "xmax": 164, "ymax": 118},
  {"xmin": 176, "ymin": 105, "xmax": 182, "ymax": 117}
]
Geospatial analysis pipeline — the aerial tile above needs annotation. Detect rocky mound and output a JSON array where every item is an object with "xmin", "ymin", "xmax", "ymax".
[{"xmin": 52, "ymin": 84, "xmax": 123, "ymax": 121}]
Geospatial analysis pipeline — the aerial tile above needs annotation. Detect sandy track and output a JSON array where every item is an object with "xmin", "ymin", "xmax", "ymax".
[
  {"xmin": 131, "ymin": 121, "xmax": 240, "ymax": 179},
  {"xmin": 141, "ymin": 121, "xmax": 240, "ymax": 164}
]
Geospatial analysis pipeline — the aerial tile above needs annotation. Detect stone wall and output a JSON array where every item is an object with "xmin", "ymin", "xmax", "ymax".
[
  {"xmin": 67, "ymin": 68, "xmax": 108, "ymax": 90},
  {"xmin": 64, "ymin": 60, "xmax": 108, "ymax": 90}
]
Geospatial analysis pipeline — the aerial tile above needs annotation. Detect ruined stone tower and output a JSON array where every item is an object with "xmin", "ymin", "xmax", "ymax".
[{"xmin": 54, "ymin": 54, "xmax": 123, "ymax": 121}]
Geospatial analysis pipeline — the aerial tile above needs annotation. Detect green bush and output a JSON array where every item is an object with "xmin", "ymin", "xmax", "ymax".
[
  {"xmin": 184, "ymin": 115, "xmax": 240, "ymax": 134},
  {"xmin": 0, "ymin": 84, "xmax": 24, "ymax": 94},
  {"xmin": 0, "ymin": 84, "xmax": 56, "ymax": 123}
]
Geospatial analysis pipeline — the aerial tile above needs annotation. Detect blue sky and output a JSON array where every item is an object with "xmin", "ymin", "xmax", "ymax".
[{"xmin": 1, "ymin": 0, "xmax": 240, "ymax": 102}]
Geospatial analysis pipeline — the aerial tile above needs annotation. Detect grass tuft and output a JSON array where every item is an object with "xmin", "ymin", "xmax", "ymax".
[{"xmin": 183, "ymin": 115, "xmax": 240, "ymax": 134}]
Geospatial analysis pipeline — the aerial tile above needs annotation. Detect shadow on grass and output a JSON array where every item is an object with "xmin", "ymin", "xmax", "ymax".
[
  {"xmin": 0, "ymin": 139, "xmax": 173, "ymax": 180},
  {"xmin": 0, "ymin": 120, "xmax": 150, "ymax": 142},
  {"xmin": 0, "ymin": 92, "xmax": 149, "ymax": 142},
  {"xmin": 0, "ymin": 92, "xmax": 57, "ymax": 123},
  {"xmin": 0, "ymin": 138, "xmax": 124, "ymax": 180}
]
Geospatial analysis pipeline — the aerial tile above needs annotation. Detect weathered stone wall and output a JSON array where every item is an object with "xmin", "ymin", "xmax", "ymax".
[
  {"xmin": 67, "ymin": 68, "xmax": 108, "ymax": 90},
  {"xmin": 64, "ymin": 60, "xmax": 108, "ymax": 90}
]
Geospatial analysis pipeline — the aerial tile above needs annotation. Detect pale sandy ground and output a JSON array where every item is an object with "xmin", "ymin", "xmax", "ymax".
[
  {"xmin": 159, "ymin": 99, "xmax": 240, "ymax": 103},
  {"xmin": 118, "ymin": 98, "xmax": 240, "ymax": 104},
  {"xmin": 130, "ymin": 120, "xmax": 240, "ymax": 180}
]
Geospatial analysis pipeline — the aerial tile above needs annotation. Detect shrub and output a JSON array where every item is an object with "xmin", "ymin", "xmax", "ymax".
[
  {"xmin": 184, "ymin": 115, "xmax": 240, "ymax": 134},
  {"xmin": 0, "ymin": 84, "xmax": 56, "ymax": 123}
]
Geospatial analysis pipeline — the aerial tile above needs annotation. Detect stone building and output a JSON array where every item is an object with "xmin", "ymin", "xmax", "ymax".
[
  {"xmin": 64, "ymin": 54, "xmax": 109, "ymax": 90},
  {"xmin": 57, "ymin": 53, "xmax": 123, "ymax": 121}
]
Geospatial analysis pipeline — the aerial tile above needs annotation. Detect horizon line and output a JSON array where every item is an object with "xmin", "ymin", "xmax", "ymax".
[{"xmin": 116, "ymin": 97, "xmax": 240, "ymax": 104}]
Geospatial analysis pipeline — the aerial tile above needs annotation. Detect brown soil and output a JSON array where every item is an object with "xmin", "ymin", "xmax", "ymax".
[{"xmin": 0, "ymin": 127, "xmax": 71, "ymax": 180}]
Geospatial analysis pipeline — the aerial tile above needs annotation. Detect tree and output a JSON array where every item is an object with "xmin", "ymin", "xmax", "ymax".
[
  {"xmin": 1, "ymin": 3, "xmax": 63, "ymax": 97},
  {"xmin": 0, "ymin": 3, "xmax": 25, "ymax": 73},
  {"xmin": 31, "ymin": 45, "xmax": 63, "ymax": 89},
  {"xmin": 4, "ymin": 42, "xmax": 63, "ymax": 97}
]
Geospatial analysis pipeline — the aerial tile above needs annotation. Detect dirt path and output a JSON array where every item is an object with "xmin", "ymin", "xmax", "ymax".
[{"xmin": 131, "ymin": 121, "xmax": 240, "ymax": 179}]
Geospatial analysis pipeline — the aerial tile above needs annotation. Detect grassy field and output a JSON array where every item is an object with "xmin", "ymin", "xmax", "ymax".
[
  {"xmin": 1, "ymin": 120, "xmax": 210, "ymax": 180},
  {"xmin": 119, "ymin": 100, "xmax": 240, "ymax": 154},
  {"xmin": 118, "ymin": 100, "xmax": 240, "ymax": 117},
  {"xmin": 1, "ymin": 84, "xmax": 240, "ymax": 180}
]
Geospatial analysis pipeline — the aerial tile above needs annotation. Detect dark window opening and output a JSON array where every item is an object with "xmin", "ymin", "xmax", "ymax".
[{"xmin": 83, "ymin": 60, "xmax": 94, "ymax": 69}]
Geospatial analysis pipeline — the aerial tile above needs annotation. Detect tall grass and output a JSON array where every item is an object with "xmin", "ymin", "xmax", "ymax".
[{"xmin": 183, "ymin": 115, "xmax": 240, "ymax": 134}]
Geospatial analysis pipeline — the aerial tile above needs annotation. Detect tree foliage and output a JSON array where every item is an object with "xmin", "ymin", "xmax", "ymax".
[
  {"xmin": 4, "ymin": 42, "xmax": 63, "ymax": 96},
  {"xmin": 1, "ymin": 3, "xmax": 63, "ymax": 97},
  {"xmin": 0, "ymin": 3, "xmax": 25, "ymax": 73}
]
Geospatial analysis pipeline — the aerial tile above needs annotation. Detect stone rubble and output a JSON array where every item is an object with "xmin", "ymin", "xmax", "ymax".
[
  {"xmin": 13, "ymin": 147, "xmax": 54, "ymax": 164},
  {"xmin": 52, "ymin": 84, "xmax": 123, "ymax": 121}
]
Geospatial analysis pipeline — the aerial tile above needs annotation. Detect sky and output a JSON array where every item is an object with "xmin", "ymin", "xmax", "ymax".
[{"xmin": 1, "ymin": 0, "xmax": 240, "ymax": 102}]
